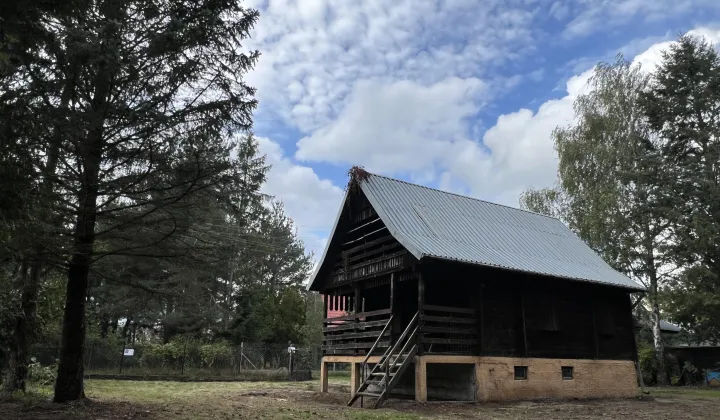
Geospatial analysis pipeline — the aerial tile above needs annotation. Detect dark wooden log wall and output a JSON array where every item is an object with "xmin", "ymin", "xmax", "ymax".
[
  {"xmin": 421, "ymin": 262, "xmax": 637, "ymax": 360},
  {"xmin": 324, "ymin": 190, "xmax": 409, "ymax": 287}
]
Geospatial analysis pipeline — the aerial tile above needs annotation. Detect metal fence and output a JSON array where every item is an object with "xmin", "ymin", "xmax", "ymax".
[{"xmin": 30, "ymin": 340, "xmax": 321, "ymax": 382}]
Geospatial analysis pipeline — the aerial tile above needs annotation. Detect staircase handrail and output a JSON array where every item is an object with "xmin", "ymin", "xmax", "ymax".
[
  {"xmin": 380, "ymin": 311, "xmax": 419, "ymax": 369},
  {"xmin": 360, "ymin": 314, "xmax": 393, "ymax": 374}
]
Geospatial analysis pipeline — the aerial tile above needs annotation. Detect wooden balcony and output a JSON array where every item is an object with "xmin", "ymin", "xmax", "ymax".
[{"xmin": 322, "ymin": 309, "xmax": 392, "ymax": 355}]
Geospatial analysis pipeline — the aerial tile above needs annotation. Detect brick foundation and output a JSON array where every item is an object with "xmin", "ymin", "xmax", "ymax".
[{"xmin": 321, "ymin": 355, "xmax": 638, "ymax": 402}]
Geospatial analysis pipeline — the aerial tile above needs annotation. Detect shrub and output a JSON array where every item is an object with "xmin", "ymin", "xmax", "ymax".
[
  {"xmin": 28, "ymin": 359, "xmax": 56, "ymax": 385},
  {"xmin": 199, "ymin": 342, "xmax": 233, "ymax": 369},
  {"xmin": 638, "ymin": 342, "xmax": 657, "ymax": 385},
  {"xmin": 140, "ymin": 341, "xmax": 184, "ymax": 370}
]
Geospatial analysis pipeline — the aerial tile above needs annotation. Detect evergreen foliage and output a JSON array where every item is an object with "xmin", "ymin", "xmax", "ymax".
[{"xmin": 0, "ymin": 0, "xmax": 319, "ymax": 401}]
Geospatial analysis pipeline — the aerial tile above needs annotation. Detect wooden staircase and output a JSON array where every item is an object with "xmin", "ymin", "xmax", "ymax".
[{"xmin": 348, "ymin": 312, "xmax": 419, "ymax": 409}]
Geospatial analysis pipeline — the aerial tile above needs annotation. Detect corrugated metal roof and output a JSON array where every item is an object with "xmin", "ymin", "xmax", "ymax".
[
  {"xmin": 659, "ymin": 320, "xmax": 682, "ymax": 333},
  {"xmin": 308, "ymin": 173, "xmax": 645, "ymax": 291},
  {"xmin": 634, "ymin": 318, "xmax": 682, "ymax": 333}
]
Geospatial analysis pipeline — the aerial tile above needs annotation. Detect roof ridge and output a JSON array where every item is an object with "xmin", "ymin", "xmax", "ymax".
[{"xmin": 365, "ymin": 172, "xmax": 563, "ymax": 222}]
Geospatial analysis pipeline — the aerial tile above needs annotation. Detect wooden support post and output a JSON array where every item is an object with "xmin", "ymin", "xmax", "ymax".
[
  {"xmin": 418, "ymin": 271, "xmax": 425, "ymax": 355},
  {"xmin": 520, "ymin": 294, "xmax": 529, "ymax": 357},
  {"xmin": 390, "ymin": 273, "xmax": 396, "ymax": 312},
  {"xmin": 390, "ymin": 273, "xmax": 396, "ymax": 344},
  {"xmin": 323, "ymin": 294, "xmax": 328, "ymax": 318},
  {"xmin": 354, "ymin": 284, "xmax": 361, "ymax": 356},
  {"xmin": 415, "ymin": 357, "xmax": 427, "ymax": 402},
  {"xmin": 350, "ymin": 362, "xmax": 362, "ymax": 395},
  {"xmin": 320, "ymin": 360, "xmax": 329, "ymax": 393},
  {"xmin": 354, "ymin": 285, "xmax": 361, "ymax": 312},
  {"xmin": 591, "ymin": 297, "xmax": 599, "ymax": 359},
  {"xmin": 478, "ymin": 285, "xmax": 484, "ymax": 355}
]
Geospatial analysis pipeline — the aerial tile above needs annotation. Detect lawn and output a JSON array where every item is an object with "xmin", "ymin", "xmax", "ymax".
[{"xmin": 2, "ymin": 379, "xmax": 719, "ymax": 419}]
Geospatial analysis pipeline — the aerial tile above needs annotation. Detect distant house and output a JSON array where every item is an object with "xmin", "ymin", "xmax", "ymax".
[
  {"xmin": 634, "ymin": 318, "xmax": 682, "ymax": 334},
  {"xmin": 310, "ymin": 170, "xmax": 645, "ymax": 407},
  {"xmin": 665, "ymin": 345, "xmax": 720, "ymax": 387}
]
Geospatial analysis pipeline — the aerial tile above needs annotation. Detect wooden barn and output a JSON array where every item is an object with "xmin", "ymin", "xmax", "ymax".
[{"xmin": 309, "ymin": 170, "xmax": 645, "ymax": 407}]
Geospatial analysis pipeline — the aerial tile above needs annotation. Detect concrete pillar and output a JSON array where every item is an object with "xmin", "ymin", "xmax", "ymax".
[
  {"xmin": 350, "ymin": 362, "xmax": 362, "ymax": 395},
  {"xmin": 415, "ymin": 358, "xmax": 427, "ymax": 402},
  {"xmin": 320, "ymin": 359, "xmax": 329, "ymax": 393}
]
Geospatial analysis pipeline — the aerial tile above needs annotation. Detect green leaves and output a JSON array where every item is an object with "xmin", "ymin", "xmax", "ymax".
[
  {"xmin": 521, "ymin": 55, "xmax": 658, "ymax": 277},
  {"xmin": 640, "ymin": 35, "xmax": 720, "ymax": 343},
  {"xmin": 522, "ymin": 34, "xmax": 720, "ymax": 346}
]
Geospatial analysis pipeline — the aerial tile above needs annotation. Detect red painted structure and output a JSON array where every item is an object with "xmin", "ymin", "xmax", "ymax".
[{"xmin": 324, "ymin": 294, "xmax": 347, "ymax": 319}]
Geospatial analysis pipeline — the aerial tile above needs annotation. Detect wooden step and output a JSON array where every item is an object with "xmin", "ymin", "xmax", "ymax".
[
  {"xmin": 364, "ymin": 380, "xmax": 385, "ymax": 386},
  {"xmin": 356, "ymin": 391, "xmax": 383, "ymax": 398},
  {"xmin": 370, "ymin": 372, "xmax": 395, "ymax": 377}
]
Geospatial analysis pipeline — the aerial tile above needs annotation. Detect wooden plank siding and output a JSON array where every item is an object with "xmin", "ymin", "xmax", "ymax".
[{"xmin": 322, "ymin": 309, "xmax": 392, "ymax": 355}]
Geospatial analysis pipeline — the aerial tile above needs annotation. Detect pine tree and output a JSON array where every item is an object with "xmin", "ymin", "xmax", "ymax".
[
  {"xmin": 640, "ymin": 35, "xmax": 720, "ymax": 345},
  {"xmin": 43, "ymin": 0, "xmax": 260, "ymax": 402}
]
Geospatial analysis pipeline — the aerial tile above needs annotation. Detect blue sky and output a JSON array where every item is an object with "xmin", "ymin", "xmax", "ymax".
[{"xmin": 241, "ymin": 0, "xmax": 720, "ymax": 259}]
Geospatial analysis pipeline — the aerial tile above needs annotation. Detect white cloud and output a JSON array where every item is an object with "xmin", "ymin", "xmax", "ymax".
[
  {"xmin": 295, "ymin": 77, "xmax": 485, "ymax": 174},
  {"xmin": 460, "ymin": 26, "xmax": 720, "ymax": 207},
  {"xmin": 633, "ymin": 27, "xmax": 720, "ymax": 73},
  {"xmin": 290, "ymin": 25, "xmax": 720, "ymax": 210},
  {"xmin": 293, "ymin": 69, "xmax": 594, "ymax": 207},
  {"xmin": 562, "ymin": 0, "xmax": 719, "ymax": 38},
  {"xmin": 444, "ymin": 70, "xmax": 594, "ymax": 205},
  {"xmin": 244, "ymin": 0, "xmax": 720, "ymax": 262},
  {"xmin": 245, "ymin": 0, "xmax": 537, "ymax": 135},
  {"xmin": 257, "ymin": 137, "xmax": 344, "ymax": 258}
]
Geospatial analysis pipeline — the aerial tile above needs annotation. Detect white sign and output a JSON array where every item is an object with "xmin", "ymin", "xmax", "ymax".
[
  {"xmin": 123, "ymin": 348, "xmax": 135, "ymax": 356},
  {"xmin": 287, "ymin": 346, "xmax": 296, "ymax": 353}
]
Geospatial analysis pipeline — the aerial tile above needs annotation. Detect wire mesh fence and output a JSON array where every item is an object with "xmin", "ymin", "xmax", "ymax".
[{"xmin": 30, "ymin": 340, "xmax": 321, "ymax": 382}]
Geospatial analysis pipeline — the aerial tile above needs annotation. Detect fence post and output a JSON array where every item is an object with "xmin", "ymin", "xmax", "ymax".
[
  {"xmin": 240, "ymin": 342, "xmax": 244, "ymax": 370},
  {"xmin": 181, "ymin": 339, "xmax": 187, "ymax": 376},
  {"xmin": 288, "ymin": 341, "xmax": 293, "ymax": 380},
  {"xmin": 85, "ymin": 341, "xmax": 94, "ymax": 375},
  {"xmin": 119, "ymin": 344, "xmax": 125, "ymax": 374}
]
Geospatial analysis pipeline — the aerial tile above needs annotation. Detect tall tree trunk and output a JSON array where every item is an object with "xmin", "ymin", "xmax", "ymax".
[
  {"xmin": 53, "ymin": 77, "xmax": 109, "ymax": 404},
  {"xmin": 648, "ymin": 258, "xmax": 668, "ymax": 385},
  {"xmin": 53, "ymin": 147, "xmax": 102, "ymax": 402},
  {"xmin": 53, "ymin": 0, "xmax": 121, "ymax": 401}
]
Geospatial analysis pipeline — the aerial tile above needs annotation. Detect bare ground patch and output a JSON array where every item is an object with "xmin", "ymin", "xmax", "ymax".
[{"xmin": 2, "ymin": 381, "xmax": 718, "ymax": 419}]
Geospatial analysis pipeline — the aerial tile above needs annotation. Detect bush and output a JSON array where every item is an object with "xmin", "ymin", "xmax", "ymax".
[
  {"xmin": 638, "ymin": 342, "xmax": 657, "ymax": 385},
  {"xmin": 28, "ymin": 359, "xmax": 56, "ymax": 385},
  {"xmin": 139, "ymin": 340, "xmax": 236, "ymax": 371},
  {"xmin": 141, "ymin": 341, "xmax": 184, "ymax": 370},
  {"xmin": 199, "ymin": 342, "xmax": 233, "ymax": 369}
]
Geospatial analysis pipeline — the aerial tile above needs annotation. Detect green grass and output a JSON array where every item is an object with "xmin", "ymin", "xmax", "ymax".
[
  {"xmin": 648, "ymin": 386, "xmax": 720, "ymax": 399},
  {"xmin": 85, "ymin": 379, "xmax": 300, "ymax": 403},
  {"xmin": 85, "ymin": 367, "xmax": 291, "ymax": 381}
]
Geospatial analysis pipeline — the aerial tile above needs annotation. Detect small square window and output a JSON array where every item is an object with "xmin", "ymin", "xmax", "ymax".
[
  {"xmin": 514, "ymin": 366, "xmax": 528, "ymax": 380},
  {"xmin": 562, "ymin": 366, "xmax": 573, "ymax": 380}
]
